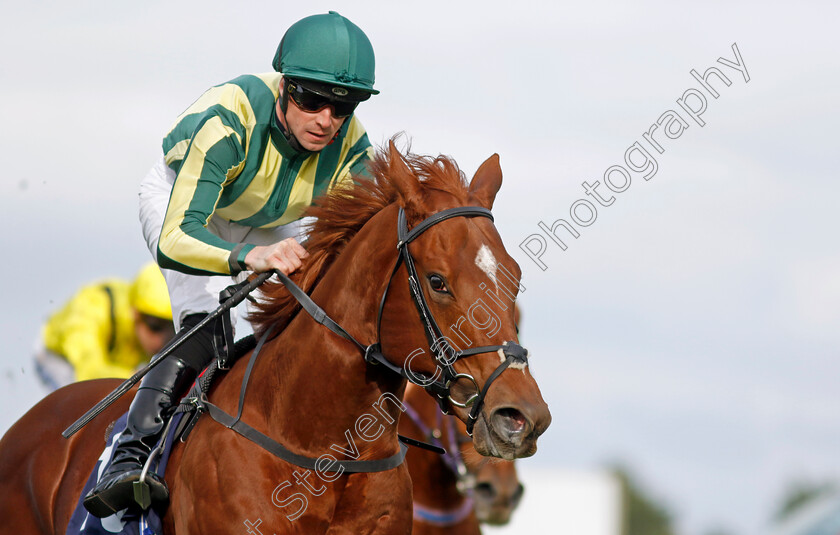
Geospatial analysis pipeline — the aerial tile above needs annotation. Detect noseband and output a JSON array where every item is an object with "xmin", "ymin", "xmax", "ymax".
[{"xmin": 274, "ymin": 205, "xmax": 529, "ymax": 436}]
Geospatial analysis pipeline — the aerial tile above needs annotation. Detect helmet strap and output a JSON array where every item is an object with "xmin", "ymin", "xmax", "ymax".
[
  {"xmin": 276, "ymin": 83, "xmax": 309, "ymax": 154},
  {"xmin": 279, "ymin": 82, "xmax": 290, "ymax": 114}
]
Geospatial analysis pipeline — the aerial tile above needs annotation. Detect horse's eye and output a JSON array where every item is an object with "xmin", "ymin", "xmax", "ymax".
[{"xmin": 428, "ymin": 274, "xmax": 449, "ymax": 294}]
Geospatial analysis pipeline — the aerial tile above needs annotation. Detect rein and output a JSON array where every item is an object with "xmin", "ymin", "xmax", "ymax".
[{"xmin": 177, "ymin": 325, "xmax": 408, "ymax": 473}]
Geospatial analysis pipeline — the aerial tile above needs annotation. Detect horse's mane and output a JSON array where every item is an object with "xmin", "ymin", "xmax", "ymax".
[{"xmin": 248, "ymin": 143, "xmax": 471, "ymax": 337}]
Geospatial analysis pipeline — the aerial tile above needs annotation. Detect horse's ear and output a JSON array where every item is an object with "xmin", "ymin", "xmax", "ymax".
[
  {"xmin": 469, "ymin": 153, "xmax": 503, "ymax": 210},
  {"xmin": 387, "ymin": 140, "xmax": 423, "ymax": 210}
]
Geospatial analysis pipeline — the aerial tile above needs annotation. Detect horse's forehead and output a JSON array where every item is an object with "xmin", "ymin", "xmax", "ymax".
[
  {"xmin": 418, "ymin": 208, "xmax": 516, "ymax": 276},
  {"xmin": 465, "ymin": 220, "xmax": 516, "ymax": 273}
]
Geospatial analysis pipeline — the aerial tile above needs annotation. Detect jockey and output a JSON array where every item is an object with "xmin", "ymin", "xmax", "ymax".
[
  {"xmin": 35, "ymin": 263, "xmax": 174, "ymax": 391},
  {"xmin": 84, "ymin": 11, "xmax": 379, "ymax": 518}
]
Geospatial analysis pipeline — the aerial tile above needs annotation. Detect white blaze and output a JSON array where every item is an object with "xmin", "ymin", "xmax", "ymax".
[{"xmin": 475, "ymin": 244, "xmax": 498, "ymax": 288}]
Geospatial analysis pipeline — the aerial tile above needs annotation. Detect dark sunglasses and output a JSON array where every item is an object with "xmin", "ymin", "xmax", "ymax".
[
  {"xmin": 287, "ymin": 81, "xmax": 359, "ymax": 118},
  {"xmin": 139, "ymin": 314, "xmax": 175, "ymax": 335}
]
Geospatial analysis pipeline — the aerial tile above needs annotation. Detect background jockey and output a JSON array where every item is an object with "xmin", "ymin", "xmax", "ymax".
[
  {"xmin": 84, "ymin": 11, "xmax": 380, "ymax": 518},
  {"xmin": 34, "ymin": 263, "xmax": 174, "ymax": 391}
]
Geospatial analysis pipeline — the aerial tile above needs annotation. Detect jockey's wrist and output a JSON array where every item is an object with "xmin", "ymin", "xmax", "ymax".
[{"xmin": 229, "ymin": 243, "xmax": 255, "ymax": 274}]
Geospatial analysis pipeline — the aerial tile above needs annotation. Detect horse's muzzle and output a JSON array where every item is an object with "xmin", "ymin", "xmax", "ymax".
[{"xmin": 472, "ymin": 402, "xmax": 551, "ymax": 460}]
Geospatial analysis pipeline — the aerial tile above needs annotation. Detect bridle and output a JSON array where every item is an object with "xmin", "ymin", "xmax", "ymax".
[
  {"xmin": 402, "ymin": 399, "xmax": 476, "ymax": 495},
  {"xmin": 403, "ymin": 399, "xmax": 479, "ymax": 526},
  {"xmin": 368, "ymin": 206, "xmax": 529, "ymax": 435},
  {"xmin": 280, "ymin": 204, "xmax": 530, "ymax": 435}
]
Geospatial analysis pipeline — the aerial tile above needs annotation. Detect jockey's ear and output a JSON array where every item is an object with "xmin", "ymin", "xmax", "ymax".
[
  {"xmin": 387, "ymin": 140, "xmax": 424, "ymax": 214},
  {"xmin": 468, "ymin": 153, "xmax": 503, "ymax": 210}
]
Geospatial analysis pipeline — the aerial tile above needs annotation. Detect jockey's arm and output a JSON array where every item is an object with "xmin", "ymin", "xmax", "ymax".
[{"xmin": 156, "ymin": 117, "xmax": 253, "ymax": 276}]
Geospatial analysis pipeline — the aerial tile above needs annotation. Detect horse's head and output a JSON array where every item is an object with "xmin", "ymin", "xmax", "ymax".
[
  {"xmin": 378, "ymin": 141, "xmax": 551, "ymax": 460},
  {"xmin": 471, "ymin": 458, "xmax": 524, "ymax": 525},
  {"xmin": 450, "ymin": 414, "xmax": 524, "ymax": 526}
]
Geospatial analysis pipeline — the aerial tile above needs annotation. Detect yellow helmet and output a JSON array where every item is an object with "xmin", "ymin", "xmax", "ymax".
[{"xmin": 130, "ymin": 263, "xmax": 172, "ymax": 320}]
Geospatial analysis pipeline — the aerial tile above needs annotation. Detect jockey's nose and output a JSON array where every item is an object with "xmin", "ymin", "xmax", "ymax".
[{"xmin": 314, "ymin": 106, "xmax": 335, "ymax": 126}]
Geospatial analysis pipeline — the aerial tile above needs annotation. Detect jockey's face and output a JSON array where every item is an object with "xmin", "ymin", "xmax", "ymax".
[
  {"xmin": 276, "ymin": 87, "xmax": 346, "ymax": 152},
  {"xmin": 134, "ymin": 312, "xmax": 174, "ymax": 357}
]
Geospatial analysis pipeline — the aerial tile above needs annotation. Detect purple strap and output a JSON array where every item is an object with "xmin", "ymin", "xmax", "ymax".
[{"xmin": 413, "ymin": 497, "xmax": 475, "ymax": 526}]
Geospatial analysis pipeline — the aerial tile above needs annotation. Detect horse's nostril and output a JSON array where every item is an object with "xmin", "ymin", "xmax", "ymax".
[
  {"xmin": 474, "ymin": 481, "xmax": 496, "ymax": 499},
  {"xmin": 511, "ymin": 483, "xmax": 525, "ymax": 505},
  {"xmin": 495, "ymin": 408, "xmax": 527, "ymax": 434}
]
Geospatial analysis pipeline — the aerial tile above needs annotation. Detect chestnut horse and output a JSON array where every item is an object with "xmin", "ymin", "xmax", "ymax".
[
  {"xmin": 401, "ymin": 383, "xmax": 523, "ymax": 535},
  {"xmin": 0, "ymin": 142, "xmax": 550, "ymax": 534}
]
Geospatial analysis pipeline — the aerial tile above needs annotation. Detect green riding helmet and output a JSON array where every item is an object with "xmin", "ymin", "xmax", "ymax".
[{"xmin": 273, "ymin": 11, "xmax": 379, "ymax": 101}]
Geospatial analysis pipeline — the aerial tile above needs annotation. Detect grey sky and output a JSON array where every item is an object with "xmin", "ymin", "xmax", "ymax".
[{"xmin": 1, "ymin": 2, "xmax": 839, "ymax": 534}]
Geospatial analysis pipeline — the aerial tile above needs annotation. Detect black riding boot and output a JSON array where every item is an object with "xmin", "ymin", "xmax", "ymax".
[
  {"xmin": 83, "ymin": 355, "xmax": 195, "ymax": 517},
  {"xmin": 83, "ymin": 313, "xmax": 218, "ymax": 517}
]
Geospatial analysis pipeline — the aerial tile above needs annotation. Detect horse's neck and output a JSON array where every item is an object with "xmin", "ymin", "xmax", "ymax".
[{"xmin": 243, "ymin": 206, "xmax": 408, "ymax": 454}]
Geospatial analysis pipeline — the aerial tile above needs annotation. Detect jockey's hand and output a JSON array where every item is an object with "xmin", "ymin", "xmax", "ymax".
[{"xmin": 244, "ymin": 238, "xmax": 309, "ymax": 275}]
